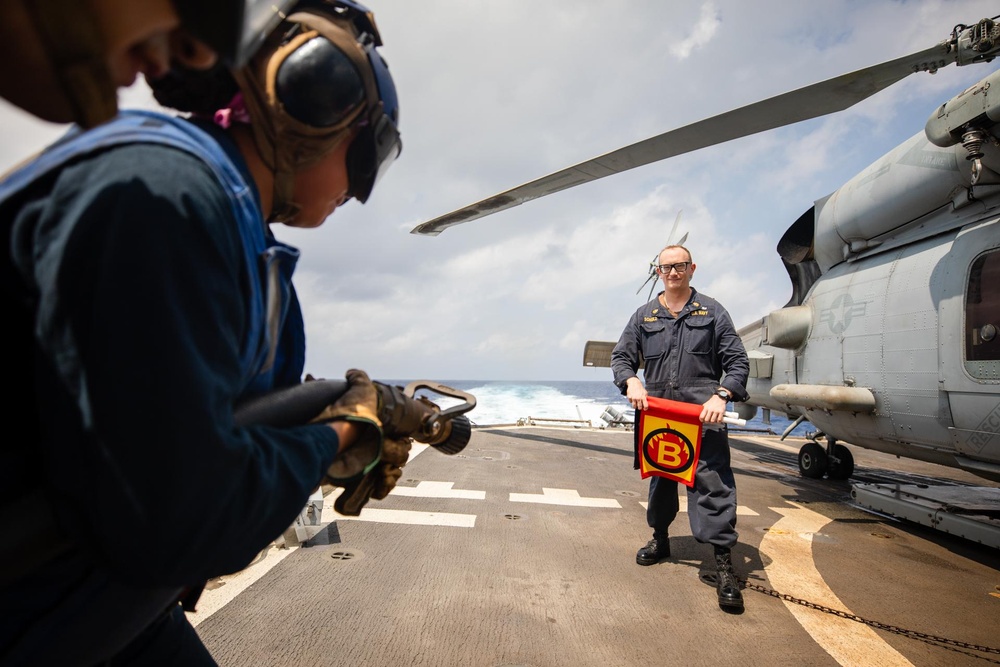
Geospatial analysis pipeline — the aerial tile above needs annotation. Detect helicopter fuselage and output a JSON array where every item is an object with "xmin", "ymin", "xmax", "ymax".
[{"xmin": 739, "ymin": 85, "xmax": 1000, "ymax": 481}]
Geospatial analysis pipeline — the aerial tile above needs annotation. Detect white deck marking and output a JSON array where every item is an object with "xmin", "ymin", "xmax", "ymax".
[
  {"xmin": 324, "ymin": 488, "xmax": 477, "ymax": 527},
  {"xmin": 186, "ymin": 442, "xmax": 462, "ymax": 627},
  {"xmin": 331, "ymin": 509, "xmax": 477, "ymax": 527},
  {"xmin": 186, "ymin": 543, "xmax": 297, "ymax": 627},
  {"xmin": 761, "ymin": 503, "xmax": 914, "ymax": 667},
  {"xmin": 407, "ymin": 443, "xmax": 430, "ymax": 461},
  {"xmin": 510, "ymin": 487, "xmax": 621, "ymax": 508},
  {"xmin": 390, "ymin": 480, "xmax": 486, "ymax": 499},
  {"xmin": 638, "ymin": 497, "xmax": 759, "ymax": 516}
]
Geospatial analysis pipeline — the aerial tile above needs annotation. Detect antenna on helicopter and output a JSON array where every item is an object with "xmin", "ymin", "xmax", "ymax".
[{"xmin": 636, "ymin": 210, "xmax": 688, "ymax": 302}]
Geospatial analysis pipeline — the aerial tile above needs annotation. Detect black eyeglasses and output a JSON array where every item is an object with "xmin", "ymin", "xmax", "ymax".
[{"xmin": 656, "ymin": 262, "xmax": 690, "ymax": 274}]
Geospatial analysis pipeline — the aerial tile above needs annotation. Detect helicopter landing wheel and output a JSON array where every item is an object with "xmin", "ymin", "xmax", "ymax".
[
  {"xmin": 798, "ymin": 442, "xmax": 828, "ymax": 479},
  {"xmin": 826, "ymin": 443, "xmax": 855, "ymax": 480}
]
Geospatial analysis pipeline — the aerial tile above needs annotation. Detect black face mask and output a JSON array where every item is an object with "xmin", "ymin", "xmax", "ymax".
[{"xmin": 151, "ymin": 62, "xmax": 240, "ymax": 116}]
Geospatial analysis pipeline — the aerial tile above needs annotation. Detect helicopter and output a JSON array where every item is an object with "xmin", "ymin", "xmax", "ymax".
[{"xmin": 410, "ymin": 17, "xmax": 1000, "ymax": 484}]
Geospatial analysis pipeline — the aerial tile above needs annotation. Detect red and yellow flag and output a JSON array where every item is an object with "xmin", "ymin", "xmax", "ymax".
[{"xmin": 635, "ymin": 396, "xmax": 704, "ymax": 487}]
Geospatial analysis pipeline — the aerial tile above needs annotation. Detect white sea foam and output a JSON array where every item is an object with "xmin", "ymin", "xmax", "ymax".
[
  {"xmin": 403, "ymin": 380, "xmax": 810, "ymax": 433},
  {"xmin": 451, "ymin": 383, "xmax": 623, "ymax": 425}
]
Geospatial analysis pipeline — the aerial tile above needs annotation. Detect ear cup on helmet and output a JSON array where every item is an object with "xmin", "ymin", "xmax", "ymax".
[{"xmin": 275, "ymin": 36, "xmax": 365, "ymax": 127}]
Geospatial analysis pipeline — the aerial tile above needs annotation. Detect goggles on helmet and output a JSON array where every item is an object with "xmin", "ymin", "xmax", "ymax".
[{"xmin": 344, "ymin": 35, "xmax": 401, "ymax": 203}]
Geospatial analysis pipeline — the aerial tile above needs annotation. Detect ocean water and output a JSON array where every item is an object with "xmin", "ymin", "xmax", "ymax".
[{"xmin": 388, "ymin": 380, "xmax": 814, "ymax": 436}]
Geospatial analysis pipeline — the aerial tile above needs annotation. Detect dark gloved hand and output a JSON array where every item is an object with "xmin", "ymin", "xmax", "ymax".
[
  {"xmin": 334, "ymin": 436, "xmax": 413, "ymax": 515},
  {"xmin": 372, "ymin": 436, "xmax": 412, "ymax": 499},
  {"xmin": 314, "ymin": 370, "xmax": 384, "ymax": 485}
]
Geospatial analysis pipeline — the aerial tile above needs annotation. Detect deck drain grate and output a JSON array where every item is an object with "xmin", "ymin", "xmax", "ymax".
[
  {"xmin": 503, "ymin": 514, "xmax": 524, "ymax": 520},
  {"xmin": 330, "ymin": 550, "xmax": 358, "ymax": 561}
]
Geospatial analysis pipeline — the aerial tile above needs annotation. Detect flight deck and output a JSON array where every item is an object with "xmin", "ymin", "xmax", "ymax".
[{"xmin": 189, "ymin": 428, "xmax": 1000, "ymax": 667}]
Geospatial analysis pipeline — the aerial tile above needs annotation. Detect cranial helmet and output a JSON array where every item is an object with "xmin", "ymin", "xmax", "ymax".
[
  {"xmin": 233, "ymin": 0, "xmax": 402, "ymax": 219},
  {"xmin": 174, "ymin": 0, "xmax": 301, "ymax": 68}
]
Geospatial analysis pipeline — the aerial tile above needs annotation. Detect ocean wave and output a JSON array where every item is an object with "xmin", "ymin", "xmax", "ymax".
[{"xmin": 388, "ymin": 380, "xmax": 812, "ymax": 434}]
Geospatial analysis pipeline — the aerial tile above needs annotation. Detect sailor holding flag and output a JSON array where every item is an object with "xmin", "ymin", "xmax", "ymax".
[{"xmin": 611, "ymin": 243, "xmax": 750, "ymax": 612}]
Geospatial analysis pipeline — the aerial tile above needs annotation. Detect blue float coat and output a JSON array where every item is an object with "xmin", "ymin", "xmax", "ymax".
[{"xmin": 0, "ymin": 112, "xmax": 342, "ymax": 664}]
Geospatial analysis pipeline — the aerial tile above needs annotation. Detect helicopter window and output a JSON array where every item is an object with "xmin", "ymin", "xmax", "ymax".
[{"xmin": 965, "ymin": 249, "xmax": 1000, "ymax": 375}]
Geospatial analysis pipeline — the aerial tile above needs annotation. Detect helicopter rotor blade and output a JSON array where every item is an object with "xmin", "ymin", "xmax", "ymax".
[
  {"xmin": 411, "ymin": 42, "xmax": 953, "ymax": 237},
  {"xmin": 636, "ymin": 211, "xmax": 690, "ymax": 296},
  {"xmin": 636, "ymin": 270, "xmax": 657, "ymax": 296},
  {"xmin": 667, "ymin": 210, "xmax": 683, "ymax": 245}
]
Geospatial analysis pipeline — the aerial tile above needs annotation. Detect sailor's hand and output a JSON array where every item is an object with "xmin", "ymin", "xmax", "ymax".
[
  {"xmin": 376, "ymin": 382, "xmax": 432, "ymax": 439},
  {"xmin": 334, "ymin": 437, "xmax": 412, "ymax": 515},
  {"xmin": 371, "ymin": 436, "xmax": 412, "ymax": 499},
  {"xmin": 318, "ymin": 370, "xmax": 384, "ymax": 483},
  {"xmin": 311, "ymin": 369, "xmax": 381, "ymax": 429},
  {"xmin": 700, "ymin": 395, "xmax": 727, "ymax": 424},
  {"xmin": 626, "ymin": 377, "xmax": 648, "ymax": 411}
]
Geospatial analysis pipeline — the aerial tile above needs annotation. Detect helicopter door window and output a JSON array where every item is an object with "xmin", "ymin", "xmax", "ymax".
[{"xmin": 965, "ymin": 249, "xmax": 1000, "ymax": 378}]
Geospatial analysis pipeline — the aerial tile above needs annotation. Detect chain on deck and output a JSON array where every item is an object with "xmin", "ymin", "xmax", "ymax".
[{"xmin": 741, "ymin": 579, "xmax": 1000, "ymax": 664}]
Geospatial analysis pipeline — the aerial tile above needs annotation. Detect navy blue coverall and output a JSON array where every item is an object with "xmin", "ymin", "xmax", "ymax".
[{"xmin": 611, "ymin": 288, "xmax": 749, "ymax": 548}]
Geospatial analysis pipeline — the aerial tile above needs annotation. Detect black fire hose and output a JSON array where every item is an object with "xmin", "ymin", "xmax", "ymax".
[
  {"xmin": 235, "ymin": 379, "xmax": 476, "ymax": 516},
  {"xmin": 234, "ymin": 379, "xmax": 476, "ymax": 455}
]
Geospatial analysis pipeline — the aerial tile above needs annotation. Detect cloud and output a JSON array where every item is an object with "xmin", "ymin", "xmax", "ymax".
[
  {"xmin": 3, "ymin": 0, "xmax": 997, "ymax": 381},
  {"xmin": 669, "ymin": 2, "xmax": 721, "ymax": 60}
]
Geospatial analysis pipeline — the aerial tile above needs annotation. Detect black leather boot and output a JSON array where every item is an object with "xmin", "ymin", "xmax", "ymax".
[
  {"xmin": 714, "ymin": 546, "xmax": 744, "ymax": 611},
  {"xmin": 636, "ymin": 537, "xmax": 670, "ymax": 565}
]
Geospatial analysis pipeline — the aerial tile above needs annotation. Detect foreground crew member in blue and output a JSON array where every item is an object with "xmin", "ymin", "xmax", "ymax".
[
  {"xmin": 0, "ymin": 0, "xmax": 296, "ymax": 128},
  {"xmin": 611, "ymin": 244, "xmax": 750, "ymax": 612},
  {"xmin": 0, "ymin": 2, "xmax": 403, "ymax": 664}
]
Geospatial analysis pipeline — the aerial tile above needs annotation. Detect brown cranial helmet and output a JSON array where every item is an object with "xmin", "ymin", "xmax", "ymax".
[{"xmin": 233, "ymin": 2, "xmax": 401, "ymax": 220}]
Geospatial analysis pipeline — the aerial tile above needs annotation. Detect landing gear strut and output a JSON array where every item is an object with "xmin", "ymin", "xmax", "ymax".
[
  {"xmin": 826, "ymin": 440, "xmax": 854, "ymax": 480},
  {"xmin": 797, "ymin": 435, "xmax": 854, "ymax": 480}
]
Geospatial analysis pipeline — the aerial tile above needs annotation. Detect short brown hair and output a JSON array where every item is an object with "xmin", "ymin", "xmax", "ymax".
[{"xmin": 658, "ymin": 244, "xmax": 693, "ymax": 263}]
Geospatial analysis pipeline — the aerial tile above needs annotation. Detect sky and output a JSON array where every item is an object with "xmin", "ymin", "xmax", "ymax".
[{"xmin": 1, "ymin": 0, "xmax": 997, "ymax": 382}]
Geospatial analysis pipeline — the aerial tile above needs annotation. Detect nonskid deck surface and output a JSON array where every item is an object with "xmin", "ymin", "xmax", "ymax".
[{"xmin": 191, "ymin": 428, "xmax": 1000, "ymax": 667}]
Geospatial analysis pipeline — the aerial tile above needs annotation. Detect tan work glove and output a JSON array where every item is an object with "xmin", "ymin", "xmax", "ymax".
[
  {"xmin": 334, "ymin": 436, "xmax": 413, "ymax": 515},
  {"xmin": 314, "ymin": 369, "xmax": 384, "ymax": 485},
  {"xmin": 371, "ymin": 436, "xmax": 413, "ymax": 499}
]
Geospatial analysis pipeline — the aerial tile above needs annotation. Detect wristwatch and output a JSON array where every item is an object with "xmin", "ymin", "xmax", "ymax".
[{"xmin": 715, "ymin": 387, "xmax": 732, "ymax": 401}]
